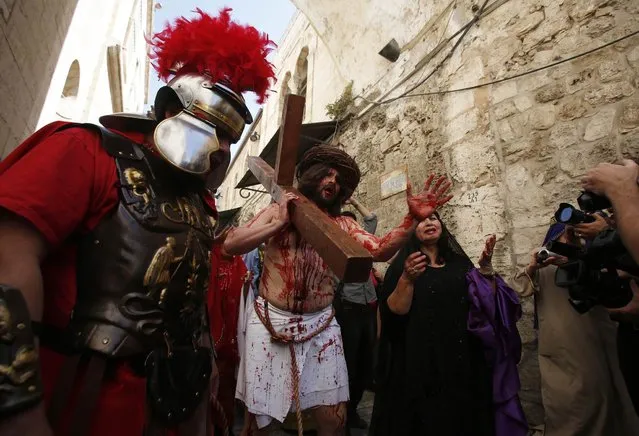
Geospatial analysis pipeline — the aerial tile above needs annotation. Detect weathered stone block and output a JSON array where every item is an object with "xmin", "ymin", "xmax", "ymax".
[
  {"xmin": 580, "ymin": 15, "xmax": 615, "ymax": 38},
  {"xmin": 598, "ymin": 58, "xmax": 626, "ymax": 83},
  {"xmin": 535, "ymin": 83, "xmax": 566, "ymax": 103},
  {"xmin": 558, "ymin": 96, "xmax": 589, "ymax": 121},
  {"xmin": 549, "ymin": 122, "xmax": 579, "ymax": 149},
  {"xmin": 568, "ymin": 0, "xmax": 612, "ymax": 22},
  {"xmin": 497, "ymin": 119, "xmax": 516, "ymax": 143},
  {"xmin": 371, "ymin": 128, "xmax": 390, "ymax": 147},
  {"xmin": 380, "ymin": 130, "xmax": 401, "ymax": 153},
  {"xmin": 620, "ymin": 133, "xmax": 639, "ymax": 158},
  {"xmin": 584, "ymin": 107, "xmax": 616, "ymax": 141},
  {"xmin": 559, "ymin": 138, "xmax": 616, "ymax": 177},
  {"xmin": 490, "ymin": 81, "xmax": 518, "ymax": 104},
  {"xmin": 565, "ymin": 68, "xmax": 595, "ymax": 94},
  {"xmin": 515, "ymin": 10, "xmax": 545, "ymax": 37},
  {"xmin": 449, "ymin": 136, "xmax": 498, "ymax": 184},
  {"xmin": 584, "ymin": 81, "xmax": 635, "ymax": 105},
  {"xmin": 445, "ymin": 91, "xmax": 474, "ymax": 121},
  {"xmin": 530, "ymin": 105, "xmax": 556, "ymax": 130},
  {"xmin": 494, "ymin": 100, "xmax": 518, "ymax": 120},
  {"xmin": 446, "ymin": 109, "xmax": 478, "ymax": 144},
  {"xmin": 619, "ymin": 99, "xmax": 639, "ymax": 133},
  {"xmin": 514, "ymin": 95, "xmax": 534, "ymax": 112}
]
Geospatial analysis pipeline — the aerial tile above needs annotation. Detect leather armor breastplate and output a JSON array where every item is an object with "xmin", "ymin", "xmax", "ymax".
[{"xmin": 71, "ymin": 127, "xmax": 215, "ymax": 357}]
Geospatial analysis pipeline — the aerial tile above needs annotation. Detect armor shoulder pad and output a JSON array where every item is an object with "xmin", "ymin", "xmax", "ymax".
[{"xmin": 93, "ymin": 125, "xmax": 144, "ymax": 161}]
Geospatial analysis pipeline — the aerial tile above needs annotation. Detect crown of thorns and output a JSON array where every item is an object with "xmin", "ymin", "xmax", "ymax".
[{"xmin": 296, "ymin": 145, "xmax": 361, "ymax": 196}]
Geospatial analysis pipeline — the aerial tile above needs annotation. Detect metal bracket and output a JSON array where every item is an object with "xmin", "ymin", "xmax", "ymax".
[{"xmin": 239, "ymin": 187, "xmax": 268, "ymax": 199}]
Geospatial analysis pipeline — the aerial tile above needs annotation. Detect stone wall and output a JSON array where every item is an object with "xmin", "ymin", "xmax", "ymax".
[
  {"xmin": 0, "ymin": 0, "xmax": 78, "ymax": 157},
  {"xmin": 331, "ymin": 0, "xmax": 639, "ymax": 423}
]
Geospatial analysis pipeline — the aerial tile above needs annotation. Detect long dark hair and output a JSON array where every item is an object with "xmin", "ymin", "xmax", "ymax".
[
  {"xmin": 297, "ymin": 163, "xmax": 347, "ymax": 216},
  {"xmin": 385, "ymin": 213, "xmax": 472, "ymax": 286}
]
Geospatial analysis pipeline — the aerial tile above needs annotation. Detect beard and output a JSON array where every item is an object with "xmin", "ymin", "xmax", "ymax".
[
  {"xmin": 297, "ymin": 163, "xmax": 345, "ymax": 216},
  {"xmin": 311, "ymin": 187, "xmax": 340, "ymax": 209},
  {"xmin": 299, "ymin": 183, "xmax": 342, "ymax": 216}
]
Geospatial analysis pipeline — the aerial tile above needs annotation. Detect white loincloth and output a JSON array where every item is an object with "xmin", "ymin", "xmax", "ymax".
[
  {"xmin": 236, "ymin": 282, "xmax": 256, "ymax": 378},
  {"xmin": 235, "ymin": 296, "xmax": 349, "ymax": 428}
]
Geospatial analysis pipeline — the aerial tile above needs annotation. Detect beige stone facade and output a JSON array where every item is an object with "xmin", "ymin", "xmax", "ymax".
[
  {"xmin": 36, "ymin": 0, "xmax": 152, "ymax": 130},
  {"xmin": 218, "ymin": 0, "xmax": 639, "ymax": 424},
  {"xmin": 0, "ymin": 0, "xmax": 79, "ymax": 157}
]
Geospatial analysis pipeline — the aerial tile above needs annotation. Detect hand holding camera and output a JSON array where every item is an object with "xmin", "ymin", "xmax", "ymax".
[
  {"xmin": 574, "ymin": 213, "xmax": 609, "ymax": 240},
  {"xmin": 526, "ymin": 248, "xmax": 567, "ymax": 277}
]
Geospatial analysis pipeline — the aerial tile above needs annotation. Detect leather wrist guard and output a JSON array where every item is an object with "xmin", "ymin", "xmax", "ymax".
[{"xmin": 0, "ymin": 285, "xmax": 43, "ymax": 417}]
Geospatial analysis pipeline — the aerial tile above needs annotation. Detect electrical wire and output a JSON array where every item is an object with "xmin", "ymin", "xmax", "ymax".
[
  {"xmin": 399, "ymin": 28, "xmax": 639, "ymax": 99},
  {"xmin": 377, "ymin": 0, "xmax": 490, "ymax": 106}
]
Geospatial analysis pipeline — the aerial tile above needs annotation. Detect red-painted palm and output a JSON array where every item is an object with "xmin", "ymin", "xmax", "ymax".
[{"xmin": 406, "ymin": 174, "xmax": 453, "ymax": 221}]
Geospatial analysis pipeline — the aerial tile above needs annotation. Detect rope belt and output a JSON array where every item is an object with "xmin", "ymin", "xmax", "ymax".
[{"xmin": 253, "ymin": 299, "xmax": 335, "ymax": 436}]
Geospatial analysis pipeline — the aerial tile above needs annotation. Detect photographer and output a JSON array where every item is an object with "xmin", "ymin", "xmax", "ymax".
[
  {"xmin": 582, "ymin": 159, "xmax": 639, "ymax": 264},
  {"xmin": 511, "ymin": 223, "xmax": 639, "ymax": 435}
]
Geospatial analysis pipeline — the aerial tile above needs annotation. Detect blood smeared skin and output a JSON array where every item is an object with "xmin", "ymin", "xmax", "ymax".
[
  {"xmin": 259, "ymin": 212, "xmax": 417, "ymax": 313},
  {"xmin": 336, "ymin": 214, "xmax": 416, "ymax": 261},
  {"xmin": 260, "ymin": 226, "xmax": 337, "ymax": 313}
]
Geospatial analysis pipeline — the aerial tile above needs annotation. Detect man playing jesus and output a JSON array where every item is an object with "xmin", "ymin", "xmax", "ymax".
[{"xmin": 224, "ymin": 145, "xmax": 452, "ymax": 435}]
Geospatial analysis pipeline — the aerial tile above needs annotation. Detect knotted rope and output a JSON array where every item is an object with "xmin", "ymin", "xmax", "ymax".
[{"xmin": 253, "ymin": 300, "xmax": 335, "ymax": 436}]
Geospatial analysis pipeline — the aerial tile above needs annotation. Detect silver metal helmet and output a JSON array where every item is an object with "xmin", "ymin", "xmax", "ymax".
[{"xmin": 153, "ymin": 73, "xmax": 253, "ymax": 176}]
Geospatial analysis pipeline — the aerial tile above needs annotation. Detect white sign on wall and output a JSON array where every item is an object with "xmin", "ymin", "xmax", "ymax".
[{"xmin": 380, "ymin": 166, "xmax": 408, "ymax": 199}]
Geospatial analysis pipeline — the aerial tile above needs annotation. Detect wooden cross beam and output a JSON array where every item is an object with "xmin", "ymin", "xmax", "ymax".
[{"xmin": 247, "ymin": 94, "xmax": 373, "ymax": 282}]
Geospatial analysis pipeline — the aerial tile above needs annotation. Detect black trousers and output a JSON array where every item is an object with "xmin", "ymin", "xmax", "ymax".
[
  {"xmin": 618, "ymin": 322, "xmax": 639, "ymax": 415},
  {"xmin": 334, "ymin": 299, "xmax": 376, "ymax": 414}
]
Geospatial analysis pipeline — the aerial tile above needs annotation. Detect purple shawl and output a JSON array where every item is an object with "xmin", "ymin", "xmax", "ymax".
[{"xmin": 467, "ymin": 269, "xmax": 528, "ymax": 436}]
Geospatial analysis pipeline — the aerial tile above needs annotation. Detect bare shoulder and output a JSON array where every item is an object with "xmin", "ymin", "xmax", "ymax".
[{"xmin": 334, "ymin": 215, "xmax": 359, "ymax": 232}]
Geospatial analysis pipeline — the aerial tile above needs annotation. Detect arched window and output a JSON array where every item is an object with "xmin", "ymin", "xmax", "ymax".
[
  {"xmin": 293, "ymin": 47, "xmax": 309, "ymax": 98},
  {"xmin": 293, "ymin": 47, "xmax": 309, "ymax": 119},
  {"xmin": 56, "ymin": 60, "xmax": 80, "ymax": 120},
  {"xmin": 279, "ymin": 72, "xmax": 292, "ymax": 124}
]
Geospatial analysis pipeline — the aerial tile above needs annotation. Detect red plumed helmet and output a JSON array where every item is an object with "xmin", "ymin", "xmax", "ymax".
[{"xmin": 148, "ymin": 7, "xmax": 276, "ymax": 104}]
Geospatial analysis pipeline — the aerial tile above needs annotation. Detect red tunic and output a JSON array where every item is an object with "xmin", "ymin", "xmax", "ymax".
[
  {"xmin": 208, "ymin": 245, "xmax": 247, "ymax": 428},
  {"xmin": 0, "ymin": 122, "xmax": 217, "ymax": 435}
]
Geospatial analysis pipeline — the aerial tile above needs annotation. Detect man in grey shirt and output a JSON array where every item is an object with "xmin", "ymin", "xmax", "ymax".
[{"xmin": 334, "ymin": 197, "xmax": 378, "ymax": 430}]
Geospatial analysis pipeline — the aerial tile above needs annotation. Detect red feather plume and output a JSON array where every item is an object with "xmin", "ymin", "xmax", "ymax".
[{"xmin": 148, "ymin": 8, "xmax": 276, "ymax": 103}]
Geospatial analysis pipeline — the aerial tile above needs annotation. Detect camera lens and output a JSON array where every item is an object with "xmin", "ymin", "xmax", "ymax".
[{"xmin": 559, "ymin": 208, "xmax": 573, "ymax": 223}]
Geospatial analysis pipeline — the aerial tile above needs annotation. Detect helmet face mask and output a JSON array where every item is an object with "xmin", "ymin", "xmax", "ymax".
[
  {"xmin": 153, "ymin": 111, "xmax": 220, "ymax": 175},
  {"xmin": 153, "ymin": 73, "xmax": 252, "ymax": 178}
]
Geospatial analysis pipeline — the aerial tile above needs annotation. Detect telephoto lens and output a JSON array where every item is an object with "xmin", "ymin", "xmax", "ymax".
[{"xmin": 554, "ymin": 203, "xmax": 595, "ymax": 225}]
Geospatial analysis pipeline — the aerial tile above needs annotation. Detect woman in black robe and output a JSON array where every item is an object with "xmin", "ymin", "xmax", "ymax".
[{"xmin": 370, "ymin": 213, "xmax": 495, "ymax": 436}]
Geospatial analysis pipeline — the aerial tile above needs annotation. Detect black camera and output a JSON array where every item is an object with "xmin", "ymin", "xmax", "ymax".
[
  {"xmin": 549, "ymin": 191, "xmax": 635, "ymax": 313},
  {"xmin": 553, "ymin": 191, "xmax": 612, "ymax": 225},
  {"xmin": 549, "ymin": 230, "xmax": 638, "ymax": 314}
]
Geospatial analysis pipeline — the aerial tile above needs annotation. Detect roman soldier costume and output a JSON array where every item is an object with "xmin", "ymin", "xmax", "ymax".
[{"xmin": 0, "ymin": 8, "xmax": 274, "ymax": 436}]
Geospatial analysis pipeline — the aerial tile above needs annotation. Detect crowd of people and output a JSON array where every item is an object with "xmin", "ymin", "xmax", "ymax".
[{"xmin": 0, "ymin": 7, "xmax": 639, "ymax": 436}]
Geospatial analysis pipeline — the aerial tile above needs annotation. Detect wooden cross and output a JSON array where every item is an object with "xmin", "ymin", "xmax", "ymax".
[{"xmin": 247, "ymin": 94, "xmax": 373, "ymax": 282}]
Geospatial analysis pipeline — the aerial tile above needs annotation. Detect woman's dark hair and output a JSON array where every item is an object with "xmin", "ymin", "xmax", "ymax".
[{"xmin": 386, "ymin": 212, "xmax": 471, "ymax": 279}]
